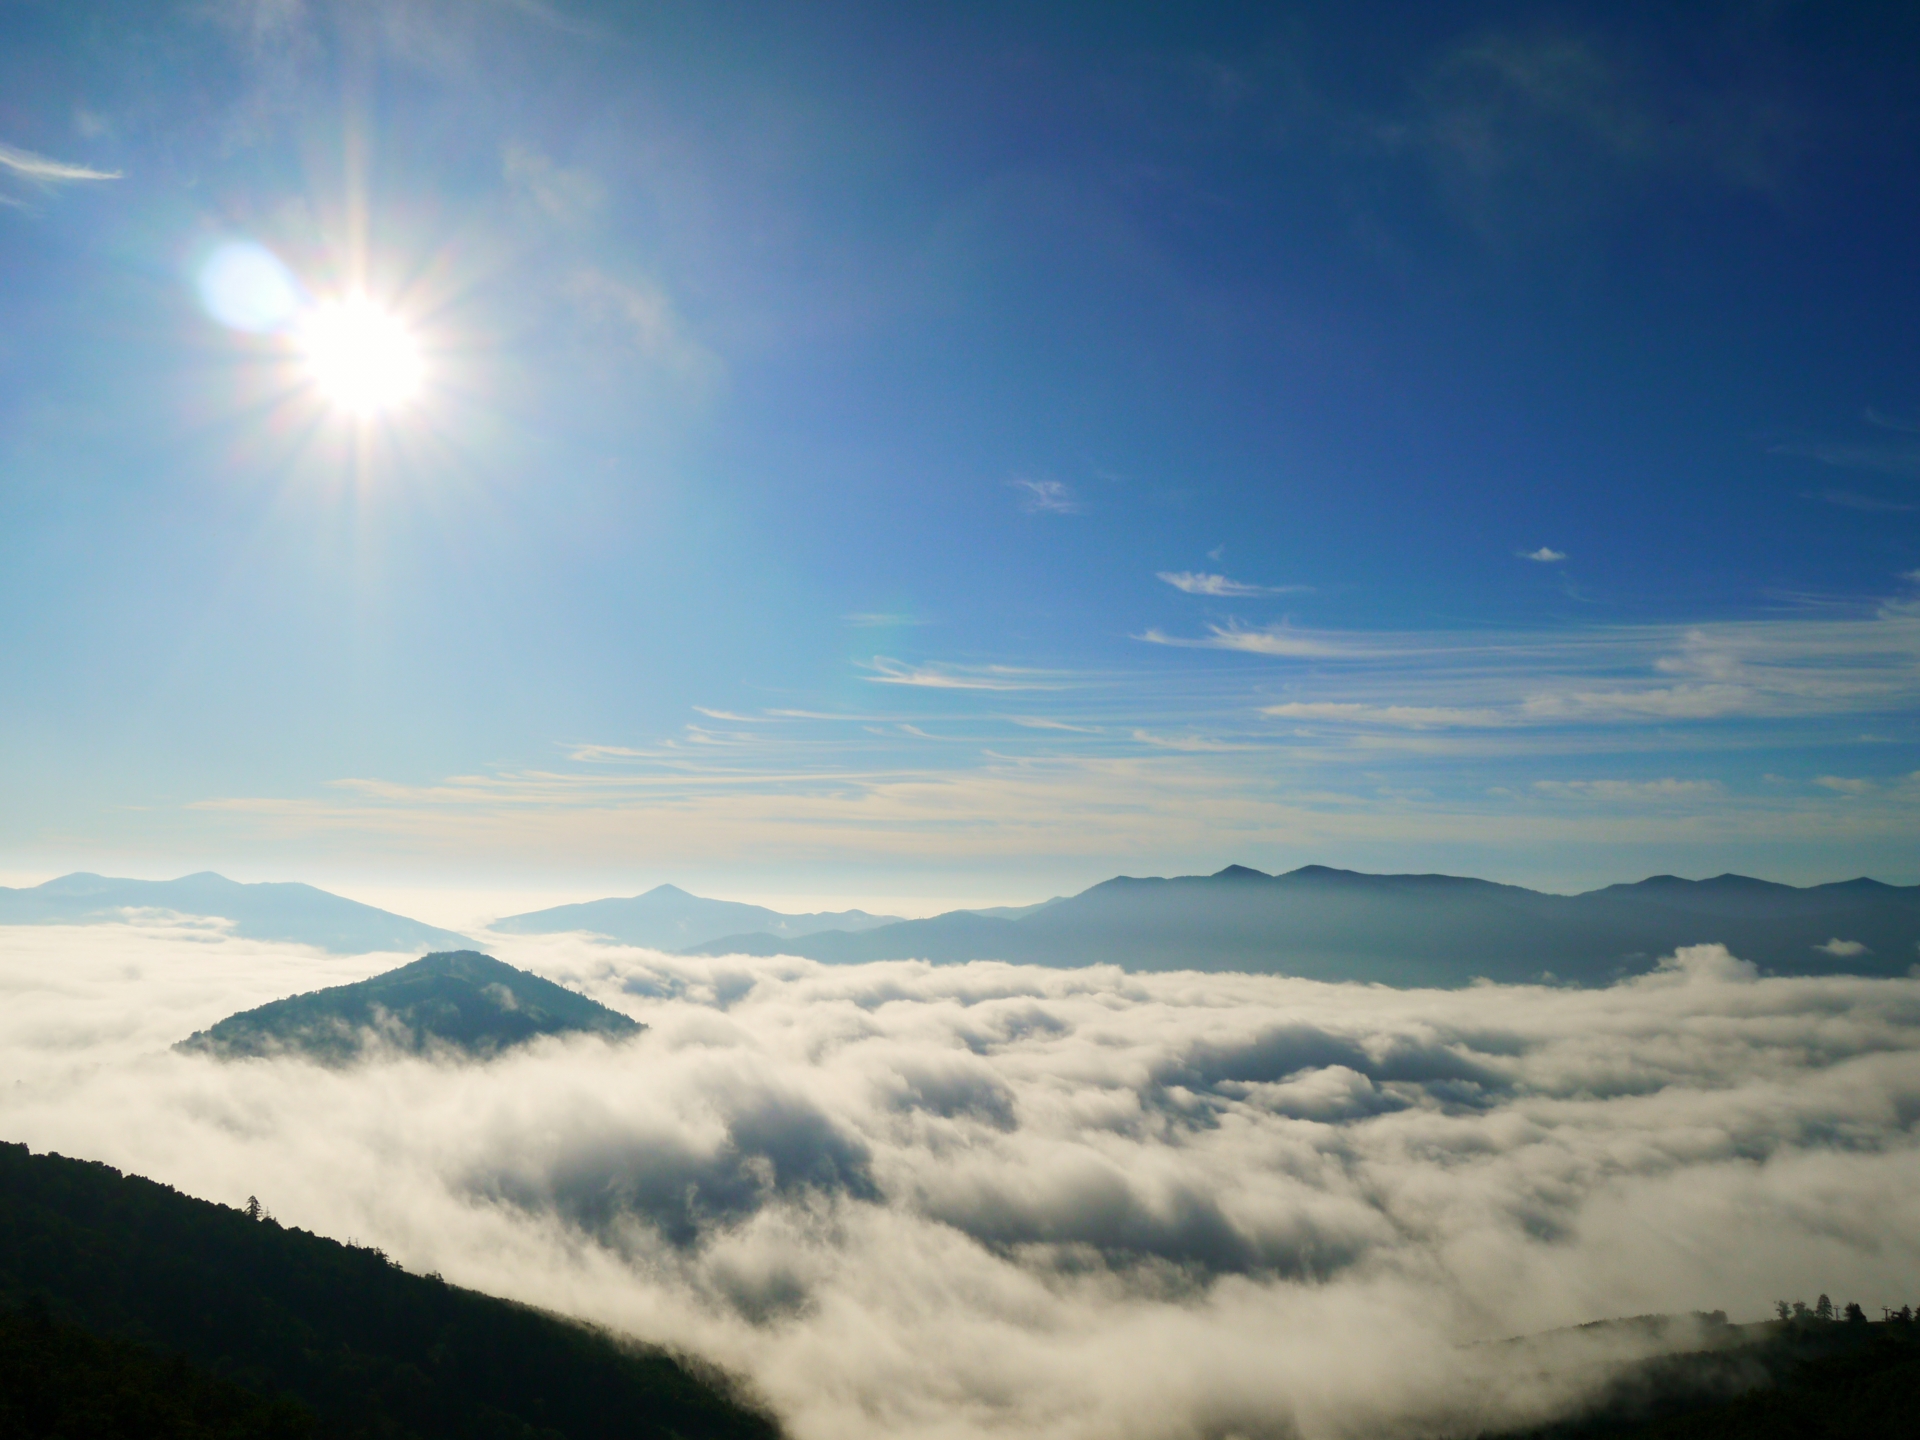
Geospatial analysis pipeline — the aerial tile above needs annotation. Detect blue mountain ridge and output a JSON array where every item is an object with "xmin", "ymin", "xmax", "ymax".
[
  {"xmin": 675, "ymin": 864, "xmax": 1920, "ymax": 985},
  {"xmin": 491, "ymin": 883, "xmax": 1063, "ymax": 950},
  {"xmin": 0, "ymin": 872, "xmax": 471, "ymax": 954}
]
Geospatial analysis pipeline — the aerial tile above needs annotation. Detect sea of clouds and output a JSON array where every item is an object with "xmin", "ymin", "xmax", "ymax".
[{"xmin": 4, "ymin": 917, "xmax": 1920, "ymax": 1440}]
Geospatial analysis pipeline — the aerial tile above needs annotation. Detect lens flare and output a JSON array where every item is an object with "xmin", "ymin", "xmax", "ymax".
[
  {"xmin": 197, "ymin": 242, "xmax": 302, "ymax": 333},
  {"xmin": 297, "ymin": 297, "xmax": 424, "ymax": 415}
]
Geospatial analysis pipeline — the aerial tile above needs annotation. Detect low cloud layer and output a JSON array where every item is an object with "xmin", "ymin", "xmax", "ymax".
[{"xmin": 5, "ymin": 919, "xmax": 1920, "ymax": 1440}]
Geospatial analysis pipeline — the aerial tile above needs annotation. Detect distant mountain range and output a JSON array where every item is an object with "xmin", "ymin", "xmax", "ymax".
[
  {"xmin": 178, "ymin": 951, "xmax": 640, "ymax": 1063},
  {"xmin": 8, "ymin": 865, "xmax": 1916, "ymax": 987},
  {"xmin": 491, "ymin": 882, "xmax": 1062, "ymax": 950},
  {"xmin": 678, "ymin": 864, "xmax": 1920, "ymax": 985},
  {"xmin": 0, "ymin": 872, "xmax": 471, "ymax": 954}
]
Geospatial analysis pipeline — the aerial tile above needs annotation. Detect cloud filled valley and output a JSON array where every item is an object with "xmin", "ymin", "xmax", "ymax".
[{"xmin": 5, "ymin": 919, "xmax": 1920, "ymax": 1440}]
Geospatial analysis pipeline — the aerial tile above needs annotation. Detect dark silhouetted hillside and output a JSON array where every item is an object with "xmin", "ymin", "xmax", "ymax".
[
  {"xmin": 1485, "ymin": 1316, "xmax": 1920, "ymax": 1440},
  {"xmin": 177, "ymin": 950, "xmax": 640, "ymax": 1063},
  {"xmin": 0, "ymin": 1298, "xmax": 317, "ymax": 1438},
  {"xmin": 0, "ymin": 1142, "xmax": 780, "ymax": 1440}
]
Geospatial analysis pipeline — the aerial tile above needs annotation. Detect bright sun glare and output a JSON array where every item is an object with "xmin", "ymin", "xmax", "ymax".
[{"xmin": 297, "ymin": 297, "xmax": 424, "ymax": 415}]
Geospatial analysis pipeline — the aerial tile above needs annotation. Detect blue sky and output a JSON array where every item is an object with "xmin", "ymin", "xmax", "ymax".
[{"xmin": 3, "ymin": 0, "xmax": 1919, "ymax": 909}]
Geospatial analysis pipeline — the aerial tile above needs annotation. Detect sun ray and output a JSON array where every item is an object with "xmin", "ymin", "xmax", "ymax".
[{"xmin": 296, "ymin": 297, "xmax": 424, "ymax": 415}]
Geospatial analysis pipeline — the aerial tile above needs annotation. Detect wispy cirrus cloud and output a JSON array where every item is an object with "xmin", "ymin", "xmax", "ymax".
[
  {"xmin": 1009, "ymin": 477, "xmax": 1082, "ymax": 514},
  {"xmin": 862, "ymin": 657, "xmax": 1068, "ymax": 691},
  {"xmin": 1130, "ymin": 730, "xmax": 1245, "ymax": 752},
  {"xmin": 1531, "ymin": 779, "xmax": 1723, "ymax": 802},
  {"xmin": 1774, "ymin": 440, "xmax": 1920, "ymax": 478},
  {"xmin": 1007, "ymin": 716, "xmax": 1102, "ymax": 733},
  {"xmin": 565, "ymin": 743, "xmax": 653, "ymax": 763},
  {"xmin": 1522, "ymin": 546, "xmax": 1567, "ymax": 563},
  {"xmin": 0, "ymin": 140, "xmax": 121, "ymax": 208},
  {"xmin": 1263, "ymin": 702, "xmax": 1505, "ymax": 728},
  {"xmin": 1139, "ymin": 622, "xmax": 1350, "ymax": 658},
  {"xmin": 0, "ymin": 141, "xmax": 121, "ymax": 184},
  {"xmin": 503, "ymin": 142, "xmax": 604, "ymax": 225},
  {"xmin": 1157, "ymin": 571, "xmax": 1309, "ymax": 597},
  {"xmin": 167, "ymin": 595, "xmax": 1920, "ymax": 882}
]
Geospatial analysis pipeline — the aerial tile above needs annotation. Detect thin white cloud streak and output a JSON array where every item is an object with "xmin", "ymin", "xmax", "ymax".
[
  {"xmin": 0, "ymin": 141, "xmax": 121, "ymax": 183},
  {"xmin": 1264, "ymin": 702, "xmax": 1508, "ymax": 728},
  {"xmin": 1157, "ymin": 571, "xmax": 1309, "ymax": 597},
  {"xmin": 185, "ymin": 745, "xmax": 1920, "ymax": 874},
  {"xmin": 1009, "ymin": 477, "xmax": 1083, "ymax": 514},
  {"xmin": 1005, "ymin": 716, "xmax": 1102, "ymax": 733},
  {"xmin": 1522, "ymin": 547, "xmax": 1567, "ymax": 562},
  {"xmin": 503, "ymin": 142, "xmax": 604, "ymax": 224},
  {"xmin": 153, "ymin": 597, "xmax": 1920, "ymax": 872},
  {"xmin": 567, "ymin": 743, "xmax": 656, "ymax": 762},
  {"xmin": 862, "ymin": 658, "xmax": 1068, "ymax": 691},
  {"xmin": 1156, "ymin": 598, "xmax": 1920, "ymax": 728},
  {"xmin": 1531, "ymin": 779, "xmax": 1723, "ymax": 801},
  {"xmin": 7, "ymin": 924, "xmax": 1920, "ymax": 1440},
  {"xmin": 1140, "ymin": 623, "xmax": 1347, "ymax": 658},
  {"xmin": 1773, "ymin": 440, "xmax": 1920, "ymax": 477}
]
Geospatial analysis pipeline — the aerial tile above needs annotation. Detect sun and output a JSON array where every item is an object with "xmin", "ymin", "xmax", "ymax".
[{"xmin": 297, "ymin": 296, "xmax": 424, "ymax": 415}]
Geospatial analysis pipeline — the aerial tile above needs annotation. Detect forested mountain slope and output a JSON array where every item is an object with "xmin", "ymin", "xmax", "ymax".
[{"xmin": 0, "ymin": 1143, "xmax": 779, "ymax": 1440}]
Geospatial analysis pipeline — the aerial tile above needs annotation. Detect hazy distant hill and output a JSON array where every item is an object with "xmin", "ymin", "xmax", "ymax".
[
  {"xmin": 0, "ymin": 872, "xmax": 471, "ymax": 955},
  {"xmin": 0, "ymin": 1142, "xmax": 779, "ymax": 1440},
  {"xmin": 682, "ymin": 864, "xmax": 1920, "ymax": 985},
  {"xmin": 491, "ymin": 883, "xmax": 907, "ymax": 949},
  {"xmin": 178, "ymin": 950, "xmax": 640, "ymax": 1063}
]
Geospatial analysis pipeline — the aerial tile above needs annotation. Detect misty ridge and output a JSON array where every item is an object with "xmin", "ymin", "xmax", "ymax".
[
  {"xmin": 5, "ymin": 909, "xmax": 1920, "ymax": 1440},
  {"xmin": 0, "ymin": 872, "xmax": 471, "ymax": 954},
  {"xmin": 664, "ymin": 865, "xmax": 1920, "ymax": 983},
  {"xmin": 14, "ymin": 863, "xmax": 1920, "ymax": 986}
]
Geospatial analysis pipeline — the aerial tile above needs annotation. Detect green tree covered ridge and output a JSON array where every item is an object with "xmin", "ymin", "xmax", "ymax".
[
  {"xmin": 0, "ymin": 1143, "xmax": 777, "ymax": 1440},
  {"xmin": 176, "ymin": 950, "xmax": 641, "ymax": 1063}
]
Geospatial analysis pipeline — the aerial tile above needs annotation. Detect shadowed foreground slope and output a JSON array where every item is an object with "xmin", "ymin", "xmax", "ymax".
[
  {"xmin": 1, "ymin": 1299, "xmax": 317, "ymax": 1438},
  {"xmin": 0, "ymin": 1143, "xmax": 781, "ymax": 1440},
  {"xmin": 1486, "ymin": 1316, "xmax": 1920, "ymax": 1440},
  {"xmin": 177, "ymin": 950, "xmax": 641, "ymax": 1063}
]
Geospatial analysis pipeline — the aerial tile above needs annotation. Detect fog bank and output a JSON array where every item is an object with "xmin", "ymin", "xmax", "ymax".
[{"xmin": 4, "ymin": 917, "xmax": 1919, "ymax": 1440}]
